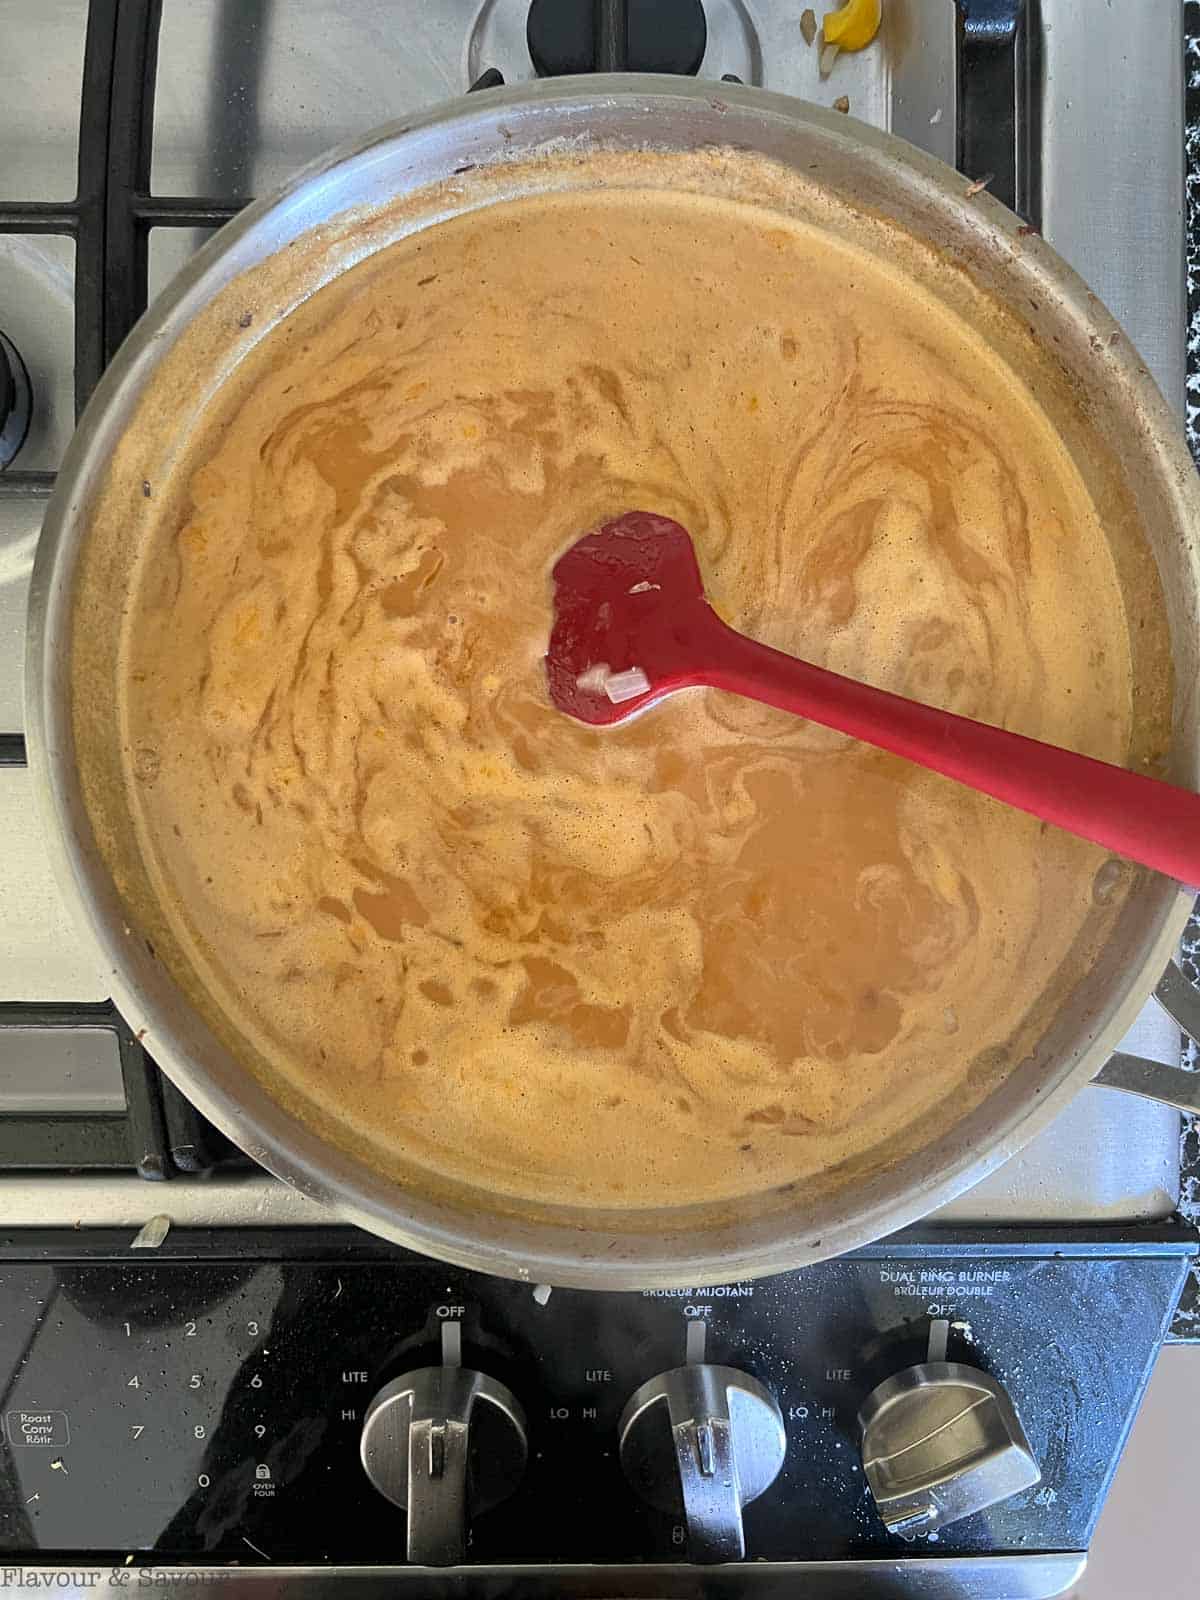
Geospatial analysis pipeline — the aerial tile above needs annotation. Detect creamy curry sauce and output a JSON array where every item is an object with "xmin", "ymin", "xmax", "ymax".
[{"xmin": 119, "ymin": 178, "xmax": 1137, "ymax": 1207}]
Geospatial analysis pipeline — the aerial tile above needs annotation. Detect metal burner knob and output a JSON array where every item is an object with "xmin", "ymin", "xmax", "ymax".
[
  {"xmin": 619, "ymin": 1363, "xmax": 787, "ymax": 1563},
  {"xmin": 360, "ymin": 1336, "xmax": 526, "ymax": 1566},
  {"xmin": 859, "ymin": 1361, "xmax": 1041, "ymax": 1535}
]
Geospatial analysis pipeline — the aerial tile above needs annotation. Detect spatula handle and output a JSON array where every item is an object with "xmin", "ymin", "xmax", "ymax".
[{"xmin": 699, "ymin": 615, "xmax": 1200, "ymax": 886}]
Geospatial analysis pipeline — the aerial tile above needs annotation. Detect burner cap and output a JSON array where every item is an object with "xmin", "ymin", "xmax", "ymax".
[
  {"xmin": 527, "ymin": 0, "xmax": 707, "ymax": 76},
  {"xmin": 0, "ymin": 330, "xmax": 32, "ymax": 471}
]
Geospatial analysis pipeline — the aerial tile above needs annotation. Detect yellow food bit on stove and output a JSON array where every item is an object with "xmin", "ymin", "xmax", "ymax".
[{"xmin": 822, "ymin": 0, "xmax": 882, "ymax": 53}]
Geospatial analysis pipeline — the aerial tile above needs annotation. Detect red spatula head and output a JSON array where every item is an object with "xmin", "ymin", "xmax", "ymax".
[{"xmin": 545, "ymin": 510, "xmax": 712, "ymax": 726}]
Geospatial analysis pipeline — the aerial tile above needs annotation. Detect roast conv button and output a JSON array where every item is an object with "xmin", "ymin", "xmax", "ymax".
[{"xmin": 4, "ymin": 1410, "xmax": 70, "ymax": 1447}]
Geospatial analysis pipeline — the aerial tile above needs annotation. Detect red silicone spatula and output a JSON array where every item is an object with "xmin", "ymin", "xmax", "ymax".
[{"xmin": 545, "ymin": 509, "xmax": 1200, "ymax": 886}]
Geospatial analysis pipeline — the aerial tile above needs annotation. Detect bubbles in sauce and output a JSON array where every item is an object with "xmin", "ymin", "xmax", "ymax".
[{"xmin": 122, "ymin": 178, "xmax": 1134, "ymax": 1208}]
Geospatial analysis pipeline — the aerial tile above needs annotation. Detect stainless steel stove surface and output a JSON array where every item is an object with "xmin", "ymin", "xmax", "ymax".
[{"xmin": 0, "ymin": 4, "xmax": 1196, "ymax": 1597}]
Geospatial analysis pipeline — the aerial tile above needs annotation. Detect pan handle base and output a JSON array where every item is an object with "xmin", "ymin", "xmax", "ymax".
[{"xmin": 1090, "ymin": 962, "xmax": 1200, "ymax": 1115}]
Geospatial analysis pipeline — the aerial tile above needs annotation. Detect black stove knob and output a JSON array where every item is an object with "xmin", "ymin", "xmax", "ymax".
[
  {"xmin": 360, "ymin": 1332, "xmax": 527, "ymax": 1566},
  {"xmin": 0, "ymin": 329, "xmax": 32, "ymax": 471},
  {"xmin": 527, "ymin": 0, "xmax": 707, "ymax": 76},
  {"xmin": 858, "ymin": 1361, "xmax": 1040, "ymax": 1534},
  {"xmin": 618, "ymin": 1362, "xmax": 786, "ymax": 1562}
]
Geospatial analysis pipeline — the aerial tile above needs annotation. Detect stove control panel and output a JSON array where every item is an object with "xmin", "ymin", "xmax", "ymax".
[{"xmin": 0, "ymin": 1233, "xmax": 1188, "ymax": 1565}]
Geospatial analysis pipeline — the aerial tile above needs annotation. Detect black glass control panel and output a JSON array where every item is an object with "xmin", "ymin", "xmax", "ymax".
[{"xmin": 0, "ymin": 1229, "xmax": 1189, "ymax": 1563}]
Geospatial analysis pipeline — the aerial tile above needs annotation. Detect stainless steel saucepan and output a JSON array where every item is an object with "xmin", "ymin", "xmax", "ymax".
[{"xmin": 25, "ymin": 78, "xmax": 1200, "ymax": 1288}]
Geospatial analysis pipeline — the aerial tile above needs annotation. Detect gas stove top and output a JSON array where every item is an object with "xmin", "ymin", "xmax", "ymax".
[{"xmin": 0, "ymin": 3, "xmax": 1197, "ymax": 1596}]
